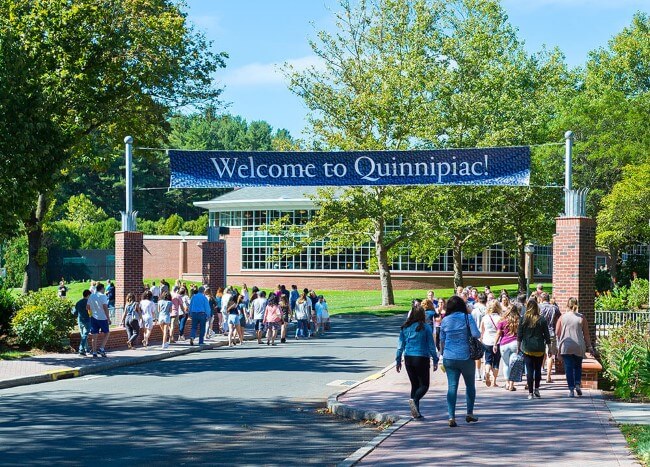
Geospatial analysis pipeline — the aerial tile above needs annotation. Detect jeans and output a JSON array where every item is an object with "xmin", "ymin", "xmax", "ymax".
[
  {"xmin": 125, "ymin": 318, "xmax": 140, "ymax": 345},
  {"xmin": 500, "ymin": 341, "xmax": 519, "ymax": 381},
  {"xmin": 524, "ymin": 354, "xmax": 544, "ymax": 392},
  {"xmin": 179, "ymin": 314, "xmax": 188, "ymax": 337},
  {"xmin": 78, "ymin": 318, "xmax": 90, "ymax": 353},
  {"xmin": 443, "ymin": 358, "xmax": 476, "ymax": 419},
  {"xmin": 296, "ymin": 319, "xmax": 309, "ymax": 338},
  {"xmin": 562, "ymin": 354, "xmax": 583, "ymax": 389},
  {"xmin": 404, "ymin": 356, "xmax": 430, "ymax": 411},
  {"xmin": 483, "ymin": 343, "xmax": 501, "ymax": 368},
  {"xmin": 190, "ymin": 312, "xmax": 207, "ymax": 344}
]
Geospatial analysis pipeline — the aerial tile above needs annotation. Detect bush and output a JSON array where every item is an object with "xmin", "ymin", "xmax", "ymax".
[
  {"xmin": 12, "ymin": 290, "xmax": 75, "ymax": 350},
  {"xmin": 0, "ymin": 287, "xmax": 17, "ymax": 334},
  {"xmin": 628, "ymin": 278, "xmax": 649, "ymax": 310},
  {"xmin": 595, "ymin": 269, "xmax": 612, "ymax": 293},
  {"xmin": 3, "ymin": 235, "xmax": 27, "ymax": 289},
  {"xmin": 595, "ymin": 287, "xmax": 628, "ymax": 311},
  {"xmin": 598, "ymin": 321, "xmax": 650, "ymax": 399}
]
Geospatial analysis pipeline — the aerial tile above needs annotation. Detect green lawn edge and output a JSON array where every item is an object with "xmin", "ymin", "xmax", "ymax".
[{"xmin": 621, "ymin": 424, "xmax": 650, "ymax": 466}]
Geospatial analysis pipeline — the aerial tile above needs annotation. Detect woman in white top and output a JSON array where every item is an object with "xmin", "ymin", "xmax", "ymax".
[
  {"xmin": 471, "ymin": 293, "xmax": 488, "ymax": 381},
  {"xmin": 480, "ymin": 300, "xmax": 502, "ymax": 387},
  {"xmin": 139, "ymin": 290, "xmax": 156, "ymax": 347}
]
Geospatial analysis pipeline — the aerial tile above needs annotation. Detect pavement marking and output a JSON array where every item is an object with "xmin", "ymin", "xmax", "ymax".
[
  {"xmin": 80, "ymin": 375, "xmax": 107, "ymax": 381},
  {"xmin": 45, "ymin": 369, "xmax": 80, "ymax": 381},
  {"xmin": 327, "ymin": 380, "xmax": 360, "ymax": 387}
]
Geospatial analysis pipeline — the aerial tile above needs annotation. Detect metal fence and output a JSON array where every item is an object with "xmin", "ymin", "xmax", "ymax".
[
  {"xmin": 46, "ymin": 249, "xmax": 114, "ymax": 285},
  {"xmin": 595, "ymin": 310, "xmax": 650, "ymax": 338}
]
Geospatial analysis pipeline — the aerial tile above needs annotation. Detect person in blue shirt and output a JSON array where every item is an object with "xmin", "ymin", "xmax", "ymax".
[
  {"xmin": 396, "ymin": 304, "xmax": 439, "ymax": 420},
  {"xmin": 440, "ymin": 295, "xmax": 481, "ymax": 427},
  {"xmin": 188, "ymin": 286, "xmax": 211, "ymax": 345},
  {"xmin": 73, "ymin": 290, "xmax": 92, "ymax": 356}
]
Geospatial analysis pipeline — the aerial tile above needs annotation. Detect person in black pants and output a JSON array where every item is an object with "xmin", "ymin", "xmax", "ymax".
[
  {"xmin": 518, "ymin": 299, "xmax": 551, "ymax": 399},
  {"xmin": 396, "ymin": 304, "xmax": 439, "ymax": 419}
]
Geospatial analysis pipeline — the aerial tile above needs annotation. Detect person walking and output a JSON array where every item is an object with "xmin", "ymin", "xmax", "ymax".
[
  {"xmin": 518, "ymin": 299, "xmax": 551, "ymax": 400},
  {"xmin": 177, "ymin": 287, "xmax": 190, "ymax": 341},
  {"xmin": 87, "ymin": 283, "xmax": 111, "ymax": 358},
  {"xmin": 158, "ymin": 291, "xmax": 173, "ymax": 349},
  {"xmin": 120, "ymin": 293, "xmax": 142, "ymax": 349},
  {"xmin": 539, "ymin": 293, "xmax": 561, "ymax": 383},
  {"xmin": 472, "ymin": 293, "xmax": 488, "ymax": 381},
  {"xmin": 494, "ymin": 305, "xmax": 520, "ymax": 391},
  {"xmin": 279, "ymin": 295, "xmax": 290, "ymax": 343},
  {"xmin": 556, "ymin": 297, "xmax": 594, "ymax": 398},
  {"xmin": 225, "ymin": 295, "xmax": 242, "ymax": 347},
  {"xmin": 396, "ymin": 304, "xmax": 439, "ymax": 419},
  {"xmin": 139, "ymin": 290, "xmax": 156, "ymax": 348},
  {"xmin": 188, "ymin": 286, "xmax": 210, "ymax": 346},
  {"xmin": 73, "ymin": 290, "xmax": 92, "ymax": 356},
  {"xmin": 263, "ymin": 294, "xmax": 283, "ymax": 346},
  {"xmin": 204, "ymin": 287, "xmax": 217, "ymax": 340},
  {"xmin": 440, "ymin": 295, "xmax": 481, "ymax": 427},
  {"xmin": 252, "ymin": 290, "xmax": 268, "ymax": 344},
  {"xmin": 480, "ymin": 300, "xmax": 502, "ymax": 387},
  {"xmin": 294, "ymin": 292, "xmax": 312, "ymax": 340}
]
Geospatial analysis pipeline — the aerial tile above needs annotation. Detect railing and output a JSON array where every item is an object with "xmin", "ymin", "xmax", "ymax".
[
  {"xmin": 109, "ymin": 306, "xmax": 124, "ymax": 326},
  {"xmin": 595, "ymin": 310, "xmax": 650, "ymax": 338}
]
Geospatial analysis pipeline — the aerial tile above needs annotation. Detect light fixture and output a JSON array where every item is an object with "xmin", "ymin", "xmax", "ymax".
[{"xmin": 178, "ymin": 230, "xmax": 190, "ymax": 241}]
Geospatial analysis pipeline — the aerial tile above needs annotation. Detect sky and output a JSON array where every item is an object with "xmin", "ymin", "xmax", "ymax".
[{"xmin": 185, "ymin": 0, "xmax": 648, "ymax": 139}]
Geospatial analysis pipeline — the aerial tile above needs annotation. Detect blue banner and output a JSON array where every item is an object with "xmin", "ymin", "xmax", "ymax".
[{"xmin": 169, "ymin": 147, "xmax": 530, "ymax": 188}]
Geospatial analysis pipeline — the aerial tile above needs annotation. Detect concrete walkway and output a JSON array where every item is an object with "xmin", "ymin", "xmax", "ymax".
[
  {"xmin": 606, "ymin": 400, "xmax": 650, "ymax": 425},
  {"xmin": 334, "ymin": 364, "xmax": 639, "ymax": 466}
]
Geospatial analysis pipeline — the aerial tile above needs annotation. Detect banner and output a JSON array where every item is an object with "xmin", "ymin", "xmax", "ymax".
[{"xmin": 169, "ymin": 146, "xmax": 530, "ymax": 188}]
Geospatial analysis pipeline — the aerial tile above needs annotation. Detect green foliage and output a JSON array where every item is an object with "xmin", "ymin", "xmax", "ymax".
[
  {"xmin": 158, "ymin": 214, "xmax": 185, "ymax": 235},
  {"xmin": 182, "ymin": 214, "xmax": 209, "ymax": 236},
  {"xmin": 628, "ymin": 279, "xmax": 650, "ymax": 310},
  {"xmin": 2, "ymin": 236, "xmax": 27, "ymax": 289},
  {"xmin": 595, "ymin": 287, "xmax": 628, "ymax": 311},
  {"xmin": 598, "ymin": 322, "xmax": 650, "ymax": 399},
  {"xmin": 0, "ymin": 287, "xmax": 17, "ymax": 334},
  {"xmin": 620, "ymin": 424, "xmax": 650, "ymax": 466},
  {"xmin": 595, "ymin": 269, "xmax": 613, "ymax": 293},
  {"xmin": 620, "ymin": 254, "xmax": 650, "ymax": 288},
  {"xmin": 64, "ymin": 194, "xmax": 108, "ymax": 226},
  {"xmin": 12, "ymin": 290, "xmax": 75, "ymax": 349}
]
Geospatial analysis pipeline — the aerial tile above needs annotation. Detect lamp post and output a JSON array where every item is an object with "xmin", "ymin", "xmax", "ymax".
[
  {"xmin": 178, "ymin": 230, "xmax": 190, "ymax": 280},
  {"xmin": 524, "ymin": 243, "xmax": 535, "ymax": 298}
]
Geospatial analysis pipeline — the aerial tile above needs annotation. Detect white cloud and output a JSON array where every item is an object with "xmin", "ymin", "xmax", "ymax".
[{"xmin": 221, "ymin": 55, "xmax": 325, "ymax": 87}]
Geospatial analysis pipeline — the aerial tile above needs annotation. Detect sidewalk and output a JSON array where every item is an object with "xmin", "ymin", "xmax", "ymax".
[
  {"xmin": 333, "ymin": 364, "xmax": 639, "ymax": 466},
  {"xmin": 0, "ymin": 333, "xmax": 246, "ymax": 390}
]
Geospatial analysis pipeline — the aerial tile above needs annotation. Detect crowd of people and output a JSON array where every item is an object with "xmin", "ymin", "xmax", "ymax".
[
  {"xmin": 396, "ymin": 284, "xmax": 594, "ymax": 426},
  {"xmin": 73, "ymin": 281, "xmax": 331, "ymax": 358}
]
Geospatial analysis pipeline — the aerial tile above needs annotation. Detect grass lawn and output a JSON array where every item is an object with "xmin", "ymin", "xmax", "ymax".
[
  {"xmin": 0, "ymin": 349, "xmax": 33, "ymax": 360},
  {"xmin": 621, "ymin": 425, "xmax": 650, "ymax": 466}
]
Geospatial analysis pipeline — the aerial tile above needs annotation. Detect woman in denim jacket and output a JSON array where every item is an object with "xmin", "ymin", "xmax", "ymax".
[
  {"xmin": 440, "ymin": 295, "xmax": 481, "ymax": 427},
  {"xmin": 396, "ymin": 304, "xmax": 439, "ymax": 419}
]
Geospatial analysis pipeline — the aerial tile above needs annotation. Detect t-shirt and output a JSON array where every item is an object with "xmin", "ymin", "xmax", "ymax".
[
  {"xmin": 315, "ymin": 301, "xmax": 329, "ymax": 319},
  {"xmin": 252, "ymin": 297, "xmax": 268, "ymax": 320},
  {"xmin": 496, "ymin": 319, "xmax": 518, "ymax": 346},
  {"xmin": 58, "ymin": 285, "xmax": 67, "ymax": 297},
  {"xmin": 539, "ymin": 302, "xmax": 561, "ymax": 337},
  {"xmin": 151, "ymin": 285, "xmax": 161, "ymax": 298},
  {"xmin": 74, "ymin": 298, "xmax": 90, "ymax": 323},
  {"xmin": 481, "ymin": 313, "xmax": 501, "ymax": 346},
  {"xmin": 294, "ymin": 301, "xmax": 311, "ymax": 321},
  {"xmin": 263, "ymin": 304, "xmax": 282, "ymax": 323},
  {"xmin": 471, "ymin": 303, "xmax": 486, "ymax": 330},
  {"xmin": 87, "ymin": 292, "xmax": 109, "ymax": 320},
  {"xmin": 171, "ymin": 293, "xmax": 183, "ymax": 316}
]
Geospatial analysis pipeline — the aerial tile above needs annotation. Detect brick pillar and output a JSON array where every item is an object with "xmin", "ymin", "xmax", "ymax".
[
  {"xmin": 552, "ymin": 217, "xmax": 596, "ymax": 344},
  {"xmin": 115, "ymin": 231, "xmax": 144, "ymax": 310},
  {"xmin": 202, "ymin": 240, "xmax": 226, "ymax": 291}
]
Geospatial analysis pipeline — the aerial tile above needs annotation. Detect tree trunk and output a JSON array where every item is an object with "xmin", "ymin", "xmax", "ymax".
[
  {"xmin": 374, "ymin": 221, "xmax": 395, "ymax": 306},
  {"xmin": 609, "ymin": 246, "xmax": 619, "ymax": 285},
  {"xmin": 516, "ymin": 235, "xmax": 526, "ymax": 294},
  {"xmin": 22, "ymin": 193, "xmax": 48, "ymax": 293},
  {"xmin": 452, "ymin": 238, "xmax": 464, "ymax": 290}
]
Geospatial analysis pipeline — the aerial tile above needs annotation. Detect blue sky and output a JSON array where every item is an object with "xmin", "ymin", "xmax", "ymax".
[{"xmin": 186, "ymin": 0, "xmax": 648, "ymax": 139}]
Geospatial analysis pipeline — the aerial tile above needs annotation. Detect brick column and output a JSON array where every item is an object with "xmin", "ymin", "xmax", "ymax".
[
  {"xmin": 552, "ymin": 217, "xmax": 596, "ymax": 344},
  {"xmin": 202, "ymin": 240, "xmax": 226, "ymax": 291},
  {"xmin": 115, "ymin": 231, "xmax": 144, "ymax": 310}
]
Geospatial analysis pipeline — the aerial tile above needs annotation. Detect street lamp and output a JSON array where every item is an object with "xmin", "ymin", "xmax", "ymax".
[{"xmin": 524, "ymin": 243, "xmax": 535, "ymax": 297}]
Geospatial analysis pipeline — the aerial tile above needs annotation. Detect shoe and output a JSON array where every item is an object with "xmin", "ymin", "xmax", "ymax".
[
  {"xmin": 127, "ymin": 342, "xmax": 132, "ymax": 349},
  {"xmin": 527, "ymin": 393, "xmax": 533, "ymax": 400},
  {"xmin": 272, "ymin": 343, "xmax": 277, "ymax": 346},
  {"xmin": 534, "ymin": 389, "xmax": 541, "ymax": 398},
  {"xmin": 281, "ymin": 338, "xmax": 286, "ymax": 343},
  {"xmin": 569, "ymin": 389, "xmax": 575, "ymax": 398},
  {"xmin": 179, "ymin": 335, "xmax": 185, "ymax": 341},
  {"xmin": 465, "ymin": 415, "xmax": 479, "ymax": 423},
  {"xmin": 267, "ymin": 341, "xmax": 270, "ymax": 346},
  {"xmin": 408, "ymin": 399, "xmax": 421, "ymax": 419},
  {"xmin": 78, "ymin": 351, "xmax": 87, "ymax": 357},
  {"xmin": 448, "ymin": 419, "xmax": 457, "ymax": 427},
  {"xmin": 92, "ymin": 353, "xmax": 98, "ymax": 358},
  {"xmin": 575, "ymin": 385, "xmax": 583, "ymax": 397},
  {"xmin": 99, "ymin": 349, "xmax": 107, "ymax": 358},
  {"xmin": 415, "ymin": 415, "xmax": 425, "ymax": 420},
  {"xmin": 524, "ymin": 384, "xmax": 529, "ymax": 391},
  {"xmin": 189, "ymin": 339, "xmax": 194, "ymax": 346}
]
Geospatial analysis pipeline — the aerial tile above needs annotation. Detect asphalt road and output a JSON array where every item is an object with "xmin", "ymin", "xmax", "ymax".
[{"xmin": 0, "ymin": 315, "xmax": 403, "ymax": 466}]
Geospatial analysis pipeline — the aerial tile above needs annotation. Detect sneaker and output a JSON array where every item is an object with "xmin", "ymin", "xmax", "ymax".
[
  {"xmin": 179, "ymin": 335, "xmax": 186, "ymax": 342},
  {"xmin": 78, "ymin": 351, "xmax": 87, "ymax": 357},
  {"xmin": 448, "ymin": 418, "xmax": 457, "ymax": 427},
  {"xmin": 569, "ymin": 389, "xmax": 575, "ymax": 398},
  {"xmin": 575, "ymin": 386, "xmax": 583, "ymax": 397},
  {"xmin": 534, "ymin": 389, "xmax": 541, "ymax": 398},
  {"xmin": 99, "ymin": 349, "xmax": 107, "ymax": 358},
  {"xmin": 408, "ymin": 399, "xmax": 421, "ymax": 419},
  {"xmin": 189, "ymin": 339, "xmax": 194, "ymax": 346},
  {"xmin": 92, "ymin": 353, "xmax": 98, "ymax": 358},
  {"xmin": 281, "ymin": 338, "xmax": 286, "ymax": 343},
  {"xmin": 465, "ymin": 415, "xmax": 479, "ymax": 423},
  {"xmin": 527, "ymin": 393, "xmax": 533, "ymax": 400}
]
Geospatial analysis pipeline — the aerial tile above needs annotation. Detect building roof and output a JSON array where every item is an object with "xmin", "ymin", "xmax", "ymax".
[{"xmin": 193, "ymin": 186, "xmax": 336, "ymax": 211}]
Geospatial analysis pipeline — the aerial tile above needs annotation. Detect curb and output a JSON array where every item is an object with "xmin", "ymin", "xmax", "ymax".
[
  {"xmin": 328, "ymin": 362, "xmax": 411, "ymax": 467},
  {"xmin": 0, "ymin": 336, "xmax": 254, "ymax": 391}
]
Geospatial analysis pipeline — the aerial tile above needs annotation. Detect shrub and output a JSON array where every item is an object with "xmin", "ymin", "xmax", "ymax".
[
  {"xmin": 598, "ymin": 321, "xmax": 650, "ymax": 399},
  {"xmin": 595, "ymin": 288, "xmax": 628, "ymax": 311},
  {"xmin": 0, "ymin": 287, "xmax": 17, "ymax": 334},
  {"xmin": 3, "ymin": 235, "xmax": 27, "ymax": 288},
  {"xmin": 628, "ymin": 278, "xmax": 649, "ymax": 310},
  {"xmin": 12, "ymin": 290, "xmax": 75, "ymax": 349},
  {"xmin": 595, "ymin": 269, "xmax": 612, "ymax": 293}
]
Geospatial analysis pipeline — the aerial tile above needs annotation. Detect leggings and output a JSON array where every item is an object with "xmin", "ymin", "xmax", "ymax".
[
  {"xmin": 524, "ymin": 354, "xmax": 544, "ymax": 392},
  {"xmin": 404, "ymin": 356, "xmax": 430, "ymax": 411},
  {"xmin": 125, "ymin": 319, "xmax": 140, "ymax": 345}
]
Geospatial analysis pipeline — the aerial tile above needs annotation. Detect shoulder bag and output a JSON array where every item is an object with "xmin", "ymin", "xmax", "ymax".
[{"xmin": 466, "ymin": 313, "xmax": 484, "ymax": 360}]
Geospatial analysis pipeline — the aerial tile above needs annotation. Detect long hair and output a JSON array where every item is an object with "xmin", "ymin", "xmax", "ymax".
[
  {"xmin": 566, "ymin": 297, "xmax": 579, "ymax": 312},
  {"xmin": 505, "ymin": 305, "xmax": 519, "ymax": 335},
  {"xmin": 421, "ymin": 299, "xmax": 435, "ymax": 311},
  {"xmin": 445, "ymin": 295, "xmax": 467, "ymax": 316},
  {"xmin": 523, "ymin": 299, "xmax": 541, "ymax": 328},
  {"xmin": 401, "ymin": 305, "xmax": 425, "ymax": 332},
  {"xmin": 487, "ymin": 300, "xmax": 501, "ymax": 316}
]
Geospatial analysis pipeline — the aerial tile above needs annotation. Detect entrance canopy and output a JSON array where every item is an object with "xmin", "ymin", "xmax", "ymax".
[{"xmin": 169, "ymin": 146, "xmax": 530, "ymax": 188}]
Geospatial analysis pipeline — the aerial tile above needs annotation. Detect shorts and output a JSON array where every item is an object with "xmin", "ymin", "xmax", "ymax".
[
  {"xmin": 90, "ymin": 317, "xmax": 109, "ymax": 335},
  {"xmin": 227, "ymin": 313, "xmax": 240, "ymax": 326},
  {"xmin": 255, "ymin": 319, "xmax": 265, "ymax": 331},
  {"xmin": 483, "ymin": 343, "xmax": 501, "ymax": 368},
  {"xmin": 266, "ymin": 322, "xmax": 281, "ymax": 331},
  {"xmin": 547, "ymin": 336, "xmax": 558, "ymax": 356},
  {"xmin": 158, "ymin": 312, "xmax": 171, "ymax": 325},
  {"xmin": 316, "ymin": 314, "xmax": 323, "ymax": 324}
]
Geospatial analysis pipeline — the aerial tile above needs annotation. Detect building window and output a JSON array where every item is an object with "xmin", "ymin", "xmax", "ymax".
[
  {"xmin": 595, "ymin": 256, "xmax": 608, "ymax": 271},
  {"xmin": 487, "ymin": 245, "xmax": 517, "ymax": 273}
]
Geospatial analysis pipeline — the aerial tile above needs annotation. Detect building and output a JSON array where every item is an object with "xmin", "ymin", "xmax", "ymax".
[{"xmin": 191, "ymin": 187, "xmax": 553, "ymax": 290}]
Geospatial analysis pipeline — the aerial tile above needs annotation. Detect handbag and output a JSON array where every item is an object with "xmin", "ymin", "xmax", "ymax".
[
  {"xmin": 509, "ymin": 352, "xmax": 525, "ymax": 382},
  {"xmin": 466, "ymin": 314, "xmax": 483, "ymax": 360}
]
